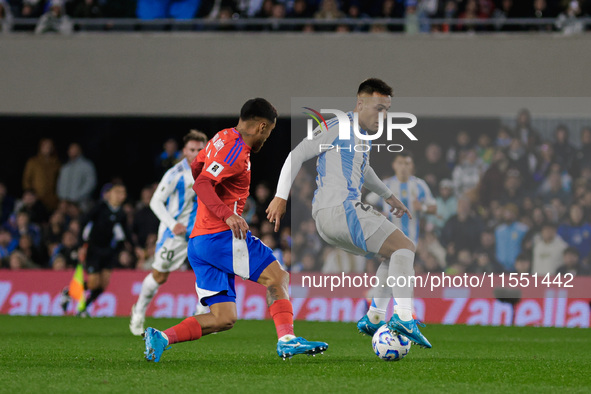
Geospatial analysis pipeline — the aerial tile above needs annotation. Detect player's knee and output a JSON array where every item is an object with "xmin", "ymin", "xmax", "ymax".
[
  {"xmin": 215, "ymin": 316, "xmax": 236, "ymax": 332},
  {"xmin": 152, "ymin": 271, "xmax": 168, "ymax": 285}
]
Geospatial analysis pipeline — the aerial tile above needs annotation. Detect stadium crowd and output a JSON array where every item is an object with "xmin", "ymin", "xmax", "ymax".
[
  {"xmin": 1, "ymin": 109, "xmax": 590, "ymax": 278},
  {"xmin": 1, "ymin": 0, "xmax": 590, "ymax": 33}
]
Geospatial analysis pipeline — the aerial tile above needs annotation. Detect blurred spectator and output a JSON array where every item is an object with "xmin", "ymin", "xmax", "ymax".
[
  {"xmin": 314, "ymin": 0, "xmax": 345, "ymax": 31},
  {"xmin": 514, "ymin": 109, "xmax": 540, "ymax": 152},
  {"xmin": 538, "ymin": 163, "xmax": 572, "ymax": 196},
  {"xmin": 532, "ymin": 142, "xmax": 555, "ymax": 184},
  {"xmin": 427, "ymin": 178, "xmax": 457, "ymax": 234},
  {"xmin": 495, "ymin": 125, "xmax": 513, "ymax": 148},
  {"xmin": 521, "ymin": 206, "xmax": 547, "ymax": 254},
  {"xmin": 137, "ymin": 233, "xmax": 157, "ymax": 271},
  {"xmin": 73, "ymin": 0, "xmax": 103, "ymax": 18},
  {"xmin": 50, "ymin": 230, "xmax": 79, "ymax": 269},
  {"xmin": 492, "ymin": 0, "xmax": 519, "ymax": 31},
  {"xmin": 137, "ymin": 0, "xmax": 201, "ymax": 19},
  {"xmin": 532, "ymin": 221, "xmax": 567, "ymax": 274},
  {"xmin": 321, "ymin": 247, "xmax": 365, "ymax": 274},
  {"xmin": 469, "ymin": 250, "xmax": 504, "ymax": 273},
  {"xmin": 478, "ymin": 149, "xmax": 510, "ymax": 206},
  {"xmin": 57, "ymin": 143, "xmax": 97, "ymax": 212},
  {"xmin": 0, "ymin": 227, "xmax": 18, "ymax": 263},
  {"xmin": 7, "ymin": 210, "xmax": 42, "ymax": 248},
  {"xmin": 552, "ymin": 124, "xmax": 577, "ymax": 175},
  {"xmin": 556, "ymin": 247, "xmax": 591, "ymax": 275},
  {"xmin": 0, "ymin": 182, "xmax": 15, "ymax": 225},
  {"xmin": 292, "ymin": 252, "xmax": 317, "ymax": 273},
  {"xmin": 539, "ymin": 169, "xmax": 571, "ymax": 206},
  {"xmin": 43, "ymin": 211, "xmax": 66, "ymax": 257},
  {"xmin": 132, "ymin": 185, "xmax": 159, "ymax": 248},
  {"xmin": 21, "ymin": 0, "xmax": 45, "ymax": 18},
  {"xmin": 22, "ymin": 138, "xmax": 61, "ymax": 211},
  {"xmin": 52, "ymin": 254, "xmax": 67, "ymax": 270},
  {"xmin": 555, "ymin": 0, "xmax": 584, "ymax": 34},
  {"xmin": 530, "ymin": 0, "xmax": 554, "ymax": 31},
  {"xmin": 8, "ymin": 250, "xmax": 37, "ymax": 270},
  {"xmin": 446, "ymin": 130, "xmax": 472, "ymax": 170},
  {"xmin": 557, "ymin": 204, "xmax": 591, "ymax": 259},
  {"xmin": 476, "ymin": 133, "xmax": 495, "ymax": 169},
  {"xmin": 16, "ymin": 233, "xmax": 45, "ymax": 266},
  {"xmin": 514, "ymin": 252, "xmax": 532, "ymax": 274},
  {"xmin": 498, "ymin": 169, "xmax": 526, "ymax": 207},
  {"xmin": 155, "ymin": 138, "xmax": 181, "ymax": 179},
  {"xmin": 415, "ymin": 142, "xmax": 450, "ymax": 194},
  {"xmin": 0, "ymin": 0, "xmax": 13, "ymax": 32},
  {"xmin": 506, "ymin": 138, "xmax": 533, "ymax": 180},
  {"xmin": 253, "ymin": 183, "xmax": 272, "ymax": 231},
  {"xmin": 574, "ymin": 127, "xmax": 591, "ymax": 177},
  {"xmin": 255, "ymin": 0, "xmax": 274, "ymax": 17},
  {"xmin": 35, "ymin": 0, "xmax": 73, "ymax": 34},
  {"xmin": 494, "ymin": 203, "xmax": 528, "ymax": 271},
  {"xmin": 452, "ymin": 148, "xmax": 483, "ymax": 197},
  {"xmin": 457, "ymin": 0, "xmax": 487, "ymax": 32},
  {"xmin": 14, "ymin": 189, "xmax": 48, "ymax": 224},
  {"xmin": 440, "ymin": 197, "xmax": 484, "ymax": 253}
]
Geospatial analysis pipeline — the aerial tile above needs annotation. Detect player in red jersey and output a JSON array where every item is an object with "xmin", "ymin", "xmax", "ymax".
[{"xmin": 143, "ymin": 98, "xmax": 328, "ymax": 362}]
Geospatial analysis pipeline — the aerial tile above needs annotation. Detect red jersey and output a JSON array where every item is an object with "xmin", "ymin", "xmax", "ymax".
[{"xmin": 190, "ymin": 128, "xmax": 251, "ymax": 237}]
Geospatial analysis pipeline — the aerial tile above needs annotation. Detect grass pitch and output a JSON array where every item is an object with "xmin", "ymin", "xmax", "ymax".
[{"xmin": 0, "ymin": 316, "xmax": 590, "ymax": 393}]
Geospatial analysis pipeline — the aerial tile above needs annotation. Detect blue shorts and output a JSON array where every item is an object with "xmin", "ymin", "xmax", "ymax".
[{"xmin": 188, "ymin": 230, "xmax": 276, "ymax": 306}]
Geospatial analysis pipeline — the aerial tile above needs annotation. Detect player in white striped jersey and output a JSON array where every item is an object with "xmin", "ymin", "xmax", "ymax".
[
  {"xmin": 130, "ymin": 130, "xmax": 208, "ymax": 336},
  {"xmin": 266, "ymin": 78, "xmax": 432, "ymax": 348},
  {"xmin": 365, "ymin": 151, "xmax": 436, "ymax": 330},
  {"xmin": 366, "ymin": 152, "xmax": 436, "ymax": 245}
]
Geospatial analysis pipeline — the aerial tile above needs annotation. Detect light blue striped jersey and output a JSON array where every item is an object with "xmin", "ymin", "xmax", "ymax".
[
  {"xmin": 151, "ymin": 158, "xmax": 198, "ymax": 242},
  {"xmin": 311, "ymin": 111, "xmax": 370, "ymax": 217},
  {"xmin": 367, "ymin": 176, "xmax": 435, "ymax": 244}
]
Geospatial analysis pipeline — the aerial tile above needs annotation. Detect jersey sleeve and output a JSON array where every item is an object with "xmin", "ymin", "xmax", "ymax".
[
  {"xmin": 199, "ymin": 137, "xmax": 244, "ymax": 185},
  {"xmin": 150, "ymin": 168, "xmax": 180, "ymax": 230},
  {"xmin": 275, "ymin": 122, "xmax": 341, "ymax": 200}
]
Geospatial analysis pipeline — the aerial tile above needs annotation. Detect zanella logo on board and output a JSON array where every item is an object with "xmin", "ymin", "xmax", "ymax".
[{"xmin": 303, "ymin": 108, "xmax": 418, "ymax": 152}]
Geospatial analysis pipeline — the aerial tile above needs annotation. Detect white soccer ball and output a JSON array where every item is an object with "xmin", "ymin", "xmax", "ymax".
[{"xmin": 371, "ymin": 324, "xmax": 411, "ymax": 361}]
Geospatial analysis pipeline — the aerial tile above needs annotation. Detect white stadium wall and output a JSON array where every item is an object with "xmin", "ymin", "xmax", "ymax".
[{"xmin": 1, "ymin": 33, "xmax": 590, "ymax": 116}]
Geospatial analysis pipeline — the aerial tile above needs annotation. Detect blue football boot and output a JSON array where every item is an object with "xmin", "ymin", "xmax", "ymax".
[
  {"xmin": 357, "ymin": 315, "xmax": 386, "ymax": 336},
  {"xmin": 144, "ymin": 327, "xmax": 171, "ymax": 362},
  {"xmin": 387, "ymin": 312, "xmax": 432, "ymax": 349},
  {"xmin": 276, "ymin": 337, "xmax": 328, "ymax": 359}
]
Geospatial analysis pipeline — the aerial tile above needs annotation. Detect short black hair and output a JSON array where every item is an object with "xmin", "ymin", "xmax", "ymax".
[
  {"xmin": 395, "ymin": 151, "xmax": 413, "ymax": 160},
  {"xmin": 240, "ymin": 98, "xmax": 278, "ymax": 123},
  {"xmin": 357, "ymin": 78, "xmax": 393, "ymax": 97}
]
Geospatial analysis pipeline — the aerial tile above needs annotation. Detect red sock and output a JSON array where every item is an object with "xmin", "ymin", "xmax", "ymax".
[
  {"xmin": 163, "ymin": 317, "xmax": 202, "ymax": 345},
  {"xmin": 269, "ymin": 299, "xmax": 295, "ymax": 339}
]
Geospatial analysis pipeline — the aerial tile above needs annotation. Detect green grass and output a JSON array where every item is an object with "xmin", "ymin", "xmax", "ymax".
[{"xmin": 0, "ymin": 316, "xmax": 590, "ymax": 393}]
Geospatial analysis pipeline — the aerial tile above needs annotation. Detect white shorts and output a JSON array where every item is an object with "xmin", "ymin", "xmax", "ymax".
[
  {"xmin": 153, "ymin": 236, "xmax": 188, "ymax": 273},
  {"xmin": 314, "ymin": 201, "xmax": 398, "ymax": 258}
]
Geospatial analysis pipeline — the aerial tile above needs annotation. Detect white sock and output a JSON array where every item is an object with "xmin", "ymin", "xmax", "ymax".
[
  {"xmin": 136, "ymin": 273, "xmax": 160, "ymax": 315},
  {"xmin": 279, "ymin": 334, "xmax": 296, "ymax": 342},
  {"xmin": 366, "ymin": 261, "xmax": 390, "ymax": 324},
  {"xmin": 388, "ymin": 249, "xmax": 415, "ymax": 322}
]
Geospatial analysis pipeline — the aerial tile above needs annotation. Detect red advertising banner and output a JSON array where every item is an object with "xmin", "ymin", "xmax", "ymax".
[{"xmin": 0, "ymin": 270, "xmax": 589, "ymax": 328}]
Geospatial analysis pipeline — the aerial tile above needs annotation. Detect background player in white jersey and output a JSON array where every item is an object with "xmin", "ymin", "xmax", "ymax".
[
  {"xmin": 266, "ymin": 78, "xmax": 432, "ymax": 348},
  {"xmin": 363, "ymin": 151, "xmax": 436, "ymax": 332},
  {"xmin": 130, "ymin": 130, "xmax": 207, "ymax": 336}
]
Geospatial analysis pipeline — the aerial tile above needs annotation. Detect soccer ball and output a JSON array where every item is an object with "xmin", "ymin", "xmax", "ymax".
[{"xmin": 371, "ymin": 325, "xmax": 411, "ymax": 361}]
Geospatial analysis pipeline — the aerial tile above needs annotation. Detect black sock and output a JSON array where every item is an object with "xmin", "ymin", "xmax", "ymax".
[{"xmin": 85, "ymin": 288, "xmax": 103, "ymax": 308}]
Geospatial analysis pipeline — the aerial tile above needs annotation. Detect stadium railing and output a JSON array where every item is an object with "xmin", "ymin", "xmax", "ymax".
[{"xmin": 7, "ymin": 17, "xmax": 591, "ymax": 33}]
